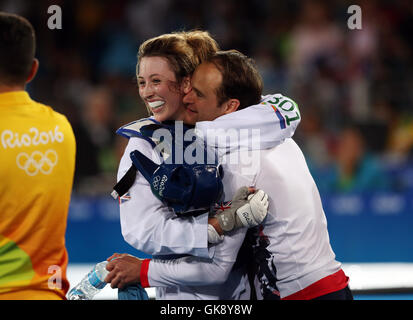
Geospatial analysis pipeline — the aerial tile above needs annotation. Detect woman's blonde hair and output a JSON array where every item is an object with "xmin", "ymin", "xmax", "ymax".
[{"xmin": 137, "ymin": 30, "xmax": 219, "ymax": 84}]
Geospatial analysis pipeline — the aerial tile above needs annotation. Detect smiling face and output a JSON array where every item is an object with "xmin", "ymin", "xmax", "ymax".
[{"xmin": 137, "ymin": 56, "xmax": 188, "ymax": 122}]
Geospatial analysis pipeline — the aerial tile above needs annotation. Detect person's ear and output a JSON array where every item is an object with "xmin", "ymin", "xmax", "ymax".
[
  {"xmin": 26, "ymin": 58, "xmax": 39, "ymax": 84},
  {"xmin": 222, "ymin": 99, "xmax": 240, "ymax": 115},
  {"xmin": 181, "ymin": 76, "xmax": 191, "ymax": 94}
]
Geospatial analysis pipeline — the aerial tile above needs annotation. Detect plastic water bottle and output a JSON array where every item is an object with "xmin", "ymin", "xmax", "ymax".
[{"xmin": 67, "ymin": 261, "xmax": 109, "ymax": 300}]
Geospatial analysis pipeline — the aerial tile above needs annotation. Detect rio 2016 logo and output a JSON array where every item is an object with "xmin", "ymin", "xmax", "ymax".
[
  {"xmin": 2, "ymin": 127, "xmax": 64, "ymax": 176},
  {"xmin": 1, "ymin": 126, "xmax": 64, "ymax": 149}
]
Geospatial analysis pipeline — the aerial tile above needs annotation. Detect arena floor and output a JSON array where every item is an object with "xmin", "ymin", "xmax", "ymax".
[{"xmin": 66, "ymin": 263, "xmax": 413, "ymax": 300}]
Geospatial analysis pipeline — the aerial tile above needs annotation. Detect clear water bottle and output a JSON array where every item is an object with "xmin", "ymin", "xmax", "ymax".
[{"xmin": 67, "ymin": 261, "xmax": 109, "ymax": 300}]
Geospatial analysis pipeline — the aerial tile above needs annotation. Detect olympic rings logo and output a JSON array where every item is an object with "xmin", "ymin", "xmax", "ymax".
[
  {"xmin": 151, "ymin": 175, "xmax": 167, "ymax": 196},
  {"xmin": 152, "ymin": 175, "xmax": 161, "ymax": 190},
  {"xmin": 16, "ymin": 149, "xmax": 58, "ymax": 176}
]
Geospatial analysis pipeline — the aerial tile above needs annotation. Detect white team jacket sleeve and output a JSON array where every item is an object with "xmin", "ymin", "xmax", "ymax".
[
  {"xmin": 118, "ymin": 136, "xmax": 210, "ymax": 258},
  {"xmin": 146, "ymin": 226, "xmax": 248, "ymax": 287}
]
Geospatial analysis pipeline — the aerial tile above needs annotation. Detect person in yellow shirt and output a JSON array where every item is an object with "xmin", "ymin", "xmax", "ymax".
[{"xmin": 0, "ymin": 12, "xmax": 76, "ymax": 299}]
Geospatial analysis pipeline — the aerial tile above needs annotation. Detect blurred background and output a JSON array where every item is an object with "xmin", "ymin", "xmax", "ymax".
[{"xmin": 1, "ymin": 0, "xmax": 413, "ymax": 299}]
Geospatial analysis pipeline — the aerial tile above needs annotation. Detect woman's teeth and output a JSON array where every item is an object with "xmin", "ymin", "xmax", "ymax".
[{"xmin": 148, "ymin": 101, "xmax": 165, "ymax": 109}]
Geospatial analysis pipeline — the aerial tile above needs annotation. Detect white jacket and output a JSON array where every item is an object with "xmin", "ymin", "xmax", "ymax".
[
  {"xmin": 117, "ymin": 94, "xmax": 298, "ymax": 259},
  {"xmin": 144, "ymin": 94, "xmax": 345, "ymax": 299},
  {"xmin": 117, "ymin": 132, "xmax": 210, "ymax": 259}
]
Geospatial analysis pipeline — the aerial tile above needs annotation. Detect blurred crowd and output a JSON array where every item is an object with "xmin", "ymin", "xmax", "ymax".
[{"xmin": 1, "ymin": 0, "xmax": 412, "ymax": 195}]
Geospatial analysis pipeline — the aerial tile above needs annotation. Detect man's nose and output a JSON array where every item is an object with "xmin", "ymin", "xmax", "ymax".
[
  {"xmin": 183, "ymin": 88, "xmax": 193, "ymax": 103},
  {"xmin": 183, "ymin": 82, "xmax": 192, "ymax": 95}
]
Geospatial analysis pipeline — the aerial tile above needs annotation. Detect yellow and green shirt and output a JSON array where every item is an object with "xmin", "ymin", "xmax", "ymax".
[{"xmin": 0, "ymin": 91, "xmax": 76, "ymax": 299}]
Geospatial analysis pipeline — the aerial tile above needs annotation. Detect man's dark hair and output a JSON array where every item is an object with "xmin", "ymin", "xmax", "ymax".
[
  {"xmin": 207, "ymin": 50, "xmax": 263, "ymax": 110},
  {"xmin": 0, "ymin": 12, "xmax": 36, "ymax": 86}
]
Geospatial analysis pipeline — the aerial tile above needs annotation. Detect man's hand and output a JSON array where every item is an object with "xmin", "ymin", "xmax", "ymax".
[
  {"xmin": 104, "ymin": 254, "xmax": 142, "ymax": 289},
  {"xmin": 215, "ymin": 186, "xmax": 269, "ymax": 233}
]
